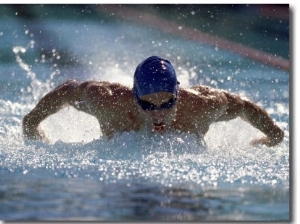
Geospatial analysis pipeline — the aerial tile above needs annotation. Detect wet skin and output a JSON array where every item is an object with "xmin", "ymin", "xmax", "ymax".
[{"xmin": 22, "ymin": 80, "xmax": 284, "ymax": 146}]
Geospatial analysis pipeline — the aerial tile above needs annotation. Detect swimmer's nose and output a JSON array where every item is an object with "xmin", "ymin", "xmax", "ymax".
[{"xmin": 151, "ymin": 110, "xmax": 165, "ymax": 119}]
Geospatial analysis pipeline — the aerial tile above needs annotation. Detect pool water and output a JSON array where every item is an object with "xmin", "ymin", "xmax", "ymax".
[{"xmin": 0, "ymin": 5, "xmax": 289, "ymax": 221}]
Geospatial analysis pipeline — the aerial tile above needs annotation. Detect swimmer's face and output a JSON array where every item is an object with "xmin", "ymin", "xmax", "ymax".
[{"xmin": 136, "ymin": 92, "xmax": 178, "ymax": 134}]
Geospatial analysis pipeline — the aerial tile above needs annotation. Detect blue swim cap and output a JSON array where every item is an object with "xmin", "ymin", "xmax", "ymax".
[{"xmin": 133, "ymin": 56, "xmax": 179, "ymax": 98}]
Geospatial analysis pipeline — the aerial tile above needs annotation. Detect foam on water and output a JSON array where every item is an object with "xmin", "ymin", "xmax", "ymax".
[{"xmin": 0, "ymin": 66, "xmax": 289, "ymax": 191}]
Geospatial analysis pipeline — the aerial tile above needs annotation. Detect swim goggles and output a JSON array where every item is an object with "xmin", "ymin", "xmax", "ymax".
[{"xmin": 136, "ymin": 97, "xmax": 178, "ymax": 111}]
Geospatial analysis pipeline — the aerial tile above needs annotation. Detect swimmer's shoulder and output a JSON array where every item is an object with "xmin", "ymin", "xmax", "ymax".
[
  {"xmin": 189, "ymin": 85, "xmax": 224, "ymax": 96},
  {"xmin": 180, "ymin": 85, "xmax": 222, "ymax": 97},
  {"xmin": 81, "ymin": 81, "xmax": 133, "ymax": 98},
  {"xmin": 179, "ymin": 85, "xmax": 228, "ymax": 107},
  {"xmin": 78, "ymin": 81, "xmax": 135, "ymax": 111}
]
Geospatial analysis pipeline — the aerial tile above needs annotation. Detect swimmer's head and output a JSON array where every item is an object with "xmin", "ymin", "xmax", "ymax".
[{"xmin": 133, "ymin": 56, "xmax": 179, "ymax": 100}]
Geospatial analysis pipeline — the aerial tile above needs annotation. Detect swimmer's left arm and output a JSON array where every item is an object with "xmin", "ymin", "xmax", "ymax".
[
  {"xmin": 216, "ymin": 92, "xmax": 284, "ymax": 147},
  {"xmin": 23, "ymin": 79, "xmax": 82, "ymax": 141}
]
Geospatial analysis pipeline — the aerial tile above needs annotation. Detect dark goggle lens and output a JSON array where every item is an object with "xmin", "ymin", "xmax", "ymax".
[{"xmin": 137, "ymin": 98, "xmax": 177, "ymax": 111}]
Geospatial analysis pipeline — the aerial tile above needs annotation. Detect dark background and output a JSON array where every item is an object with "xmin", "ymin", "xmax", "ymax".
[{"xmin": 1, "ymin": 4, "xmax": 289, "ymax": 60}]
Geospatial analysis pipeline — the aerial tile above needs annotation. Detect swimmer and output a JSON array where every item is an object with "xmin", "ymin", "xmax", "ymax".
[{"xmin": 23, "ymin": 56, "xmax": 284, "ymax": 146}]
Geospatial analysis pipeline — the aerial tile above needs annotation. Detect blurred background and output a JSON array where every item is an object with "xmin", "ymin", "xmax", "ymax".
[
  {"xmin": 121, "ymin": 4, "xmax": 289, "ymax": 59},
  {"xmin": 0, "ymin": 4, "xmax": 289, "ymax": 70}
]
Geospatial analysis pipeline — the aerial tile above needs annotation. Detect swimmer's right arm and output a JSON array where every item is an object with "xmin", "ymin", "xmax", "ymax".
[
  {"xmin": 216, "ymin": 91, "xmax": 284, "ymax": 147},
  {"xmin": 23, "ymin": 79, "xmax": 83, "ymax": 141}
]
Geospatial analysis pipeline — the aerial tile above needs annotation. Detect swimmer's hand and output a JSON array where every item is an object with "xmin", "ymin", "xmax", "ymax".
[
  {"xmin": 251, "ymin": 137, "xmax": 274, "ymax": 147},
  {"xmin": 23, "ymin": 115, "xmax": 50, "ymax": 143},
  {"xmin": 251, "ymin": 129, "xmax": 284, "ymax": 147}
]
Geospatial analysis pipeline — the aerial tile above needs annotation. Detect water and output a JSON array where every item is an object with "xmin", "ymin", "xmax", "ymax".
[{"xmin": 0, "ymin": 5, "xmax": 289, "ymax": 221}]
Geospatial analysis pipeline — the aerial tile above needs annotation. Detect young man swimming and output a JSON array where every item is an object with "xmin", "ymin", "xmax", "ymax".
[{"xmin": 23, "ymin": 56, "xmax": 284, "ymax": 146}]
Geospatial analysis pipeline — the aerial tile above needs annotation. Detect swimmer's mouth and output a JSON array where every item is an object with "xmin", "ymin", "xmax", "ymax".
[{"xmin": 153, "ymin": 122, "xmax": 165, "ymax": 132}]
